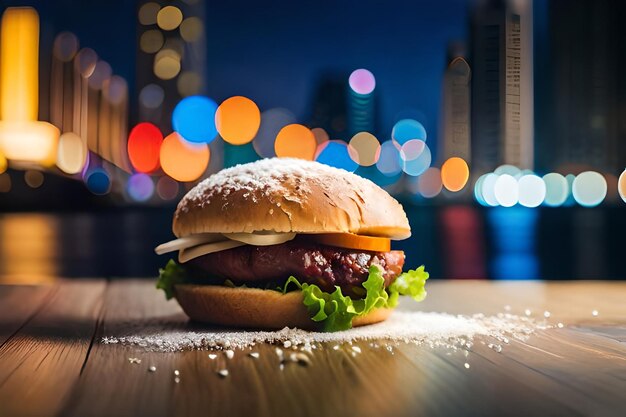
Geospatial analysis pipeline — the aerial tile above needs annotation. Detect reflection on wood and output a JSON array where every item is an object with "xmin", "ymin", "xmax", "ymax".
[{"xmin": 0, "ymin": 280, "xmax": 624, "ymax": 416}]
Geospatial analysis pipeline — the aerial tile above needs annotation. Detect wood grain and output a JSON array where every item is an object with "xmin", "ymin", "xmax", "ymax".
[
  {"xmin": 0, "ymin": 280, "xmax": 625, "ymax": 417},
  {"xmin": 0, "ymin": 281, "xmax": 105, "ymax": 417}
]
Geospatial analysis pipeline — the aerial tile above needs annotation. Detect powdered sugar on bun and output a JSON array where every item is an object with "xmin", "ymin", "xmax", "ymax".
[{"xmin": 173, "ymin": 157, "xmax": 411, "ymax": 239}]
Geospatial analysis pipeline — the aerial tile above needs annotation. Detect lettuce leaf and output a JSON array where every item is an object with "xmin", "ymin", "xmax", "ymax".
[
  {"xmin": 156, "ymin": 259, "xmax": 187, "ymax": 299},
  {"xmin": 387, "ymin": 266, "xmax": 429, "ymax": 308},
  {"xmin": 157, "ymin": 260, "xmax": 429, "ymax": 332},
  {"xmin": 278, "ymin": 265, "xmax": 429, "ymax": 332}
]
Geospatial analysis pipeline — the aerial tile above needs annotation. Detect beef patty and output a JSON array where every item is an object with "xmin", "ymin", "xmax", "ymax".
[{"xmin": 188, "ymin": 241, "xmax": 405, "ymax": 296}]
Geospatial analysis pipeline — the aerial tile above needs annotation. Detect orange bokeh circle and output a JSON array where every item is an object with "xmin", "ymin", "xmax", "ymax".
[
  {"xmin": 160, "ymin": 132, "xmax": 209, "ymax": 182},
  {"xmin": 441, "ymin": 157, "xmax": 470, "ymax": 192},
  {"xmin": 274, "ymin": 124, "xmax": 316, "ymax": 160},
  {"xmin": 215, "ymin": 96, "xmax": 261, "ymax": 145}
]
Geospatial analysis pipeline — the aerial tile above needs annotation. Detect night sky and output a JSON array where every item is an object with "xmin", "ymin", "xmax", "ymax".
[{"xmin": 2, "ymin": 0, "xmax": 470, "ymax": 157}]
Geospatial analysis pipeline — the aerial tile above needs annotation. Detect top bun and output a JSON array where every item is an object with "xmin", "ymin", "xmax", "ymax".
[{"xmin": 173, "ymin": 157, "xmax": 411, "ymax": 240}]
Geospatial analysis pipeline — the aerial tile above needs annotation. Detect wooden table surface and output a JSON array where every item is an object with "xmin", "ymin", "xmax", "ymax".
[{"xmin": 0, "ymin": 279, "xmax": 624, "ymax": 417}]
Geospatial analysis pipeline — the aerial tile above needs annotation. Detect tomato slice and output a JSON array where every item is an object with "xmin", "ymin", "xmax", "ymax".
[{"xmin": 309, "ymin": 233, "xmax": 391, "ymax": 252}]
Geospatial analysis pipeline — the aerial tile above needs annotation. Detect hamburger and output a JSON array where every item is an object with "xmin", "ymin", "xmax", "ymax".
[{"xmin": 155, "ymin": 157, "xmax": 428, "ymax": 331}]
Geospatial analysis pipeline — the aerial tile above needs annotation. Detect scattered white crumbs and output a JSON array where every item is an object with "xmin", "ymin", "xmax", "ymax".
[
  {"xmin": 524, "ymin": 309, "xmax": 532, "ymax": 316},
  {"xmin": 174, "ymin": 370, "xmax": 180, "ymax": 376},
  {"xmin": 248, "ymin": 352, "xmax": 260, "ymax": 359},
  {"xmin": 148, "ymin": 365, "xmax": 157, "ymax": 372},
  {"xmin": 128, "ymin": 357, "xmax": 141, "ymax": 364},
  {"xmin": 103, "ymin": 311, "xmax": 549, "ymax": 352},
  {"xmin": 208, "ymin": 353, "xmax": 217, "ymax": 360},
  {"xmin": 464, "ymin": 363, "xmax": 470, "ymax": 369},
  {"xmin": 557, "ymin": 322, "xmax": 564, "ymax": 328},
  {"xmin": 543, "ymin": 311, "xmax": 551, "ymax": 318},
  {"xmin": 224, "ymin": 349, "xmax": 235, "ymax": 359},
  {"xmin": 351, "ymin": 346, "xmax": 362, "ymax": 354},
  {"xmin": 592, "ymin": 310, "xmax": 599, "ymax": 317},
  {"xmin": 217, "ymin": 369, "xmax": 229, "ymax": 378}
]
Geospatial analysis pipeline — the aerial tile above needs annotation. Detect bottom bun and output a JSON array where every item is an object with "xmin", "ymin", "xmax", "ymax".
[{"xmin": 174, "ymin": 284, "xmax": 393, "ymax": 330}]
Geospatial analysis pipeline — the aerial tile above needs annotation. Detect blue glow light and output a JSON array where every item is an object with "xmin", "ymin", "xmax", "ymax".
[
  {"xmin": 474, "ymin": 174, "xmax": 489, "ymax": 206},
  {"xmin": 316, "ymin": 141, "xmax": 358, "ymax": 172},
  {"xmin": 391, "ymin": 119, "xmax": 427, "ymax": 146},
  {"xmin": 402, "ymin": 142, "xmax": 431, "ymax": 176},
  {"xmin": 172, "ymin": 96, "xmax": 218, "ymax": 143},
  {"xmin": 488, "ymin": 207, "xmax": 539, "ymax": 279},
  {"xmin": 127, "ymin": 173, "xmax": 155, "ymax": 202},
  {"xmin": 85, "ymin": 169, "xmax": 111, "ymax": 195},
  {"xmin": 376, "ymin": 140, "xmax": 402, "ymax": 177},
  {"xmin": 542, "ymin": 173, "xmax": 568, "ymax": 207}
]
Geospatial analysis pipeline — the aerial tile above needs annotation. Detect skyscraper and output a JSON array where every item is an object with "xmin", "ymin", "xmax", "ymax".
[
  {"xmin": 440, "ymin": 55, "xmax": 471, "ymax": 163},
  {"xmin": 470, "ymin": 0, "xmax": 534, "ymax": 172},
  {"xmin": 534, "ymin": 0, "xmax": 626, "ymax": 173}
]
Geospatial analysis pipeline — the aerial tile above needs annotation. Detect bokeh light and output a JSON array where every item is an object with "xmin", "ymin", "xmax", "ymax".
[
  {"xmin": 0, "ymin": 152, "xmax": 7, "ymax": 174},
  {"xmin": 138, "ymin": 2, "xmax": 160, "ymax": 25},
  {"xmin": 619, "ymin": 169, "xmax": 626, "ymax": 203},
  {"xmin": 128, "ymin": 122, "xmax": 163, "ymax": 173},
  {"xmin": 139, "ymin": 84, "xmax": 164, "ymax": 109},
  {"xmin": 87, "ymin": 60, "xmax": 112, "ymax": 90},
  {"xmin": 172, "ymin": 96, "xmax": 218, "ymax": 143},
  {"xmin": 140, "ymin": 30, "xmax": 164, "ymax": 54},
  {"xmin": 441, "ymin": 157, "xmax": 470, "ymax": 192},
  {"xmin": 474, "ymin": 174, "xmax": 489, "ymax": 206},
  {"xmin": 24, "ymin": 170, "xmax": 44, "ymax": 189},
  {"xmin": 53, "ymin": 32, "xmax": 79, "ymax": 62},
  {"xmin": 127, "ymin": 173, "xmax": 155, "ymax": 202},
  {"xmin": 400, "ymin": 139, "xmax": 425, "ymax": 160},
  {"xmin": 348, "ymin": 132, "xmax": 380, "ymax": 166},
  {"xmin": 316, "ymin": 140, "xmax": 358, "ymax": 172},
  {"xmin": 57, "ymin": 132, "xmax": 86, "ymax": 174},
  {"xmin": 177, "ymin": 71, "xmax": 202, "ymax": 97},
  {"xmin": 154, "ymin": 50, "xmax": 180, "ymax": 80},
  {"xmin": 401, "ymin": 141, "xmax": 431, "ymax": 176},
  {"xmin": 348, "ymin": 69, "xmax": 376, "ymax": 95},
  {"xmin": 156, "ymin": 176, "xmax": 179, "ymax": 200},
  {"xmin": 481, "ymin": 173, "xmax": 500, "ymax": 207},
  {"xmin": 180, "ymin": 17, "xmax": 203, "ymax": 42},
  {"xmin": 494, "ymin": 174, "xmax": 518, "ymax": 207},
  {"xmin": 572, "ymin": 171, "xmax": 607, "ymax": 207},
  {"xmin": 85, "ymin": 168, "xmax": 111, "ymax": 195},
  {"xmin": 157, "ymin": 6, "xmax": 183, "ymax": 31},
  {"xmin": 311, "ymin": 127, "xmax": 329, "ymax": 146},
  {"xmin": 517, "ymin": 175, "xmax": 546, "ymax": 208},
  {"xmin": 215, "ymin": 96, "xmax": 261, "ymax": 145},
  {"xmin": 542, "ymin": 173, "xmax": 568, "ymax": 207},
  {"xmin": 418, "ymin": 167, "xmax": 443, "ymax": 198},
  {"xmin": 274, "ymin": 124, "xmax": 316, "ymax": 160},
  {"xmin": 494, "ymin": 164, "xmax": 521, "ymax": 177},
  {"xmin": 252, "ymin": 108, "xmax": 295, "ymax": 158},
  {"xmin": 391, "ymin": 119, "xmax": 427, "ymax": 146},
  {"xmin": 75, "ymin": 48, "xmax": 97, "ymax": 77},
  {"xmin": 376, "ymin": 140, "xmax": 402, "ymax": 176},
  {"xmin": 160, "ymin": 132, "xmax": 209, "ymax": 182}
]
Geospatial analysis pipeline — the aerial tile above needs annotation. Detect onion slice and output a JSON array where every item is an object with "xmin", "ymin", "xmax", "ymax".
[
  {"xmin": 224, "ymin": 232, "xmax": 296, "ymax": 246},
  {"xmin": 178, "ymin": 240, "xmax": 245, "ymax": 263},
  {"xmin": 155, "ymin": 233, "xmax": 223, "ymax": 255}
]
